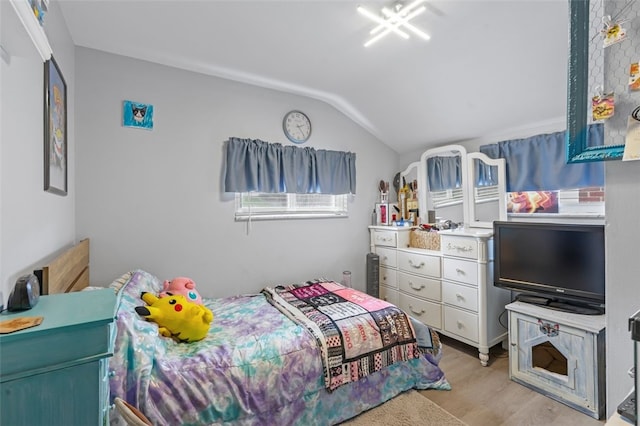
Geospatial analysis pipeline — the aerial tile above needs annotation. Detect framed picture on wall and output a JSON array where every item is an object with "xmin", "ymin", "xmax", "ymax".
[
  {"xmin": 44, "ymin": 55, "xmax": 67, "ymax": 196},
  {"xmin": 122, "ymin": 100, "xmax": 154, "ymax": 130}
]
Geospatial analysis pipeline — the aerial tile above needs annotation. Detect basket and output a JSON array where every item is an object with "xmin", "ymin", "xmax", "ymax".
[{"xmin": 409, "ymin": 229, "xmax": 441, "ymax": 251}]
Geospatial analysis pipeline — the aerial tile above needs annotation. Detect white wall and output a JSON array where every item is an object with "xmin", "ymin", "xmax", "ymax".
[
  {"xmin": 74, "ymin": 48, "xmax": 397, "ymax": 298},
  {"xmin": 0, "ymin": 1, "xmax": 75, "ymax": 304}
]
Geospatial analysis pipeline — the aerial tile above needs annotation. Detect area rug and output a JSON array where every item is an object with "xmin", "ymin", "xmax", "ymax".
[{"xmin": 340, "ymin": 390, "xmax": 467, "ymax": 426}]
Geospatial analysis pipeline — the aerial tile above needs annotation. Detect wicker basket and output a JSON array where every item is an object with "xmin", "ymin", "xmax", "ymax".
[{"xmin": 409, "ymin": 229, "xmax": 441, "ymax": 251}]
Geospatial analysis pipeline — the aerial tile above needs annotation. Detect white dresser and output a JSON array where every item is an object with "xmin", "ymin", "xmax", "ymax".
[
  {"xmin": 369, "ymin": 226, "xmax": 411, "ymax": 306},
  {"xmin": 396, "ymin": 247, "xmax": 443, "ymax": 330},
  {"xmin": 369, "ymin": 226, "xmax": 511, "ymax": 366},
  {"xmin": 439, "ymin": 229, "xmax": 511, "ymax": 366}
]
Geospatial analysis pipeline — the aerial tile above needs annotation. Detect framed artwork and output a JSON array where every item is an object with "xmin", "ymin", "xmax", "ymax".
[
  {"xmin": 123, "ymin": 100, "xmax": 154, "ymax": 129},
  {"xmin": 44, "ymin": 55, "xmax": 67, "ymax": 196},
  {"xmin": 375, "ymin": 203, "xmax": 389, "ymax": 225}
]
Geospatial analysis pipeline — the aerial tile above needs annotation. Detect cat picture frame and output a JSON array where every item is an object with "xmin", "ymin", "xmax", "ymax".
[
  {"xmin": 123, "ymin": 100, "xmax": 154, "ymax": 130},
  {"xmin": 44, "ymin": 55, "xmax": 67, "ymax": 196}
]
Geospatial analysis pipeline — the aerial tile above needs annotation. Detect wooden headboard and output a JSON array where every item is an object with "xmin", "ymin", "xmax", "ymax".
[{"xmin": 39, "ymin": 238, "xmax": 90, "ymax": 294}]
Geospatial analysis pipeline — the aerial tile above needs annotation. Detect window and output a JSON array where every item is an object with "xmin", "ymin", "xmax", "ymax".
[
  {"xmin": 430, "ymin": 188, "xmax": 464, "ymax": 209},
  {"xmin": 235, "ymin": 193, "xmax": 348, "ymax": 221},
  {"xmin": 507, "ymin": 187, "xmax": 605, "ymax": 217}
]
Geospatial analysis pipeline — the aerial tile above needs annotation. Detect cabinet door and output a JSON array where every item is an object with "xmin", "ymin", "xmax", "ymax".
[
  {"xmin": 1, "ymin": 361, "xmax": 101, "ymax": 426},
  {"xmin": 510, "ymin": 312, "xmax": 594, "ymax": 407}
]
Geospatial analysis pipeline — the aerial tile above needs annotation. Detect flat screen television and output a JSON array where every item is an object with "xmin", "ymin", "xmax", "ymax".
[{"xmin": 493, "ymin": 221, "xmax": 605, "ymax": 314}]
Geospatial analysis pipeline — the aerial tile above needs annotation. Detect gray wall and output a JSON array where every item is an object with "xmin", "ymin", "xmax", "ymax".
[
  {"xmin": 0, "ymin": 0, "xmax": 76, "ymax": 302},
  {"xmin": 74, "ymin": 48, "xmax": 397, "ymax": 297}
]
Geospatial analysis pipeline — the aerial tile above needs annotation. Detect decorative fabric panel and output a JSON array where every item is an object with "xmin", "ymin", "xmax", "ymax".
[
  {"xmin": 426, "ymin": 155, "xmax": 462, "ymax": 191},
  {"xmin": 479, "ymin": 124, "xmax": 604, "ymax": 192},
  {"xmin": 224, "ymin": 138, "xmax": 356, "ymax": 194}
]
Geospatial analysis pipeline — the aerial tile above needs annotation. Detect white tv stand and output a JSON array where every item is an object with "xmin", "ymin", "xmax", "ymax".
[{"xmin": 506, "ymin": 301, "xmax": 606, "ymax": 420}]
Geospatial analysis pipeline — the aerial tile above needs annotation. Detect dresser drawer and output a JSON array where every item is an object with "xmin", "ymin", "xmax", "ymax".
[
  {"xmin": 441, "ymin": 235, "xmax": 479, "ymax": 260},
  {"xmin": 376, "ymin": 247, "xmax": 397, "ymax": 268},
  {"xmin": 379, "ymin": 285, "xmax": 399, "ymax": 306},
  {"xmin": 397, "ymin": 250, "xmax": 441, "ymax": 277},
  {"xmin": 398, "ymin": 293, "xmax": 442, "ymax": 329},
  {"xmin": 442, "ymin": 281, "xmax": 478, "ymax": 312},
  {"xmin": 379, "ymin": 266, "xmax": 397, "ymax": 288},
  {"xmin": 443, "ymin": 257, "xmax": 478, "ymax": 286},
  {"xmin": 444, "ymin": 306, "xmax": 479, "ymax": 342},
  {"xmin": 373, "ymin": 230, "xmax": 397, "ymax": 247},
  {"xmin": 398, "ymin": 272, "xmax": 441, "ymax": 301}
]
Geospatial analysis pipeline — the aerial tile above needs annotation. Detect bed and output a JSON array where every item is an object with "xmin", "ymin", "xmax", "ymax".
[
  {"xmin": 36, "ymin": 238, "xmax": 90, "ymax": 294},
  {"xmin": 107, "ymin": 269, "xmax": 451, "ymax": 425},
  {"xmin": 33, "ymin": 239, "xmax": 449, "ymax": 424}
]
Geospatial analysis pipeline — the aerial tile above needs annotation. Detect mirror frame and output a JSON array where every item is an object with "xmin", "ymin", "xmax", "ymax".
[
  {"xmin": 408, "ymin": 144, "xmax": 468, "ymax": 226},
  {"xmin": 466, "ymin": 153, "xmax": 507, "ymax": 229},
  {"xmin": 566, "ymin": 0, "xmax": 624, "ymax": 162}
]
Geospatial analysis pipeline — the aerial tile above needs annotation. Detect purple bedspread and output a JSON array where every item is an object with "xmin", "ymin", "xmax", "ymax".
[{"xmin": 108, "ymin": 270, "xmax": 451, "ymax": 425}]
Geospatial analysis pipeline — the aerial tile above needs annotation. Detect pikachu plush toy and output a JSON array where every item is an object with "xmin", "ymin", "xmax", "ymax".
[{"xmin": 135, "ymin": 292, "xmax": 213, "ymax": 343}]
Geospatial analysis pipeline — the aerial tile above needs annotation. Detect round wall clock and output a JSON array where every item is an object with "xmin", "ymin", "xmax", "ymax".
[{"xmin": 283, "ymin": 110, "xmax": 312, "ymax": 144}]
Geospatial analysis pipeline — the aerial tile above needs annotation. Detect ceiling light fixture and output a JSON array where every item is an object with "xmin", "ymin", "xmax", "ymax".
[{"xmin": 358, "ymin": 0, "xmax": 431, "ymax": 47}]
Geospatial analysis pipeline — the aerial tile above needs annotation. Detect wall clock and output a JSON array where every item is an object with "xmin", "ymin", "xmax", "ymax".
[{"xmin": 283, "ymin": 110, "xmax": 312, "ymax": 144}]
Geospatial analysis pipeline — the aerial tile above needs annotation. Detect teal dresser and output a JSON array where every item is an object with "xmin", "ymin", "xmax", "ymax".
[{"xmin": 0, "ymin": 289, "xmax": 116, "ymax": 426}]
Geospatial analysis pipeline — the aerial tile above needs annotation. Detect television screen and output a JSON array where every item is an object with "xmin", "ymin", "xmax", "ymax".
[{"xmin": 493, "ymin": 221, "xmax": 605, "ymax": 308}]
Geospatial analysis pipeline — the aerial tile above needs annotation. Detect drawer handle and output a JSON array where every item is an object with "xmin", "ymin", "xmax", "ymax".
[
  {"xmin": 409, "ymin": 281, "xmax": 425, "ymax": 291},
  {"xmin": 383, "ymin": 255, "xmax": 388, "ymax": 261},
  {"xmin": 108, "ymin": 370, "xmax": 116, "ymax": 377},
  {"xmin": 409, "ymin": 305, "xmax": 425, "ymax": 315},
  {"xmin": 455, "ymin": 293, "xmax": 464, "ymax": 300},
  {"xmin": 456, "ymin": 320, "xmax": 465, "ymax": 329},
  {"xmin": 408, "ymin": 260, "xmax": 425, "ymax": 269},
  {"xmin": 448, "ymin": 243, "xmax": 472, "ymax": 253},
  {"xmin": 455, "ymin": 268, "xmax": 466, "ymax": 275}
]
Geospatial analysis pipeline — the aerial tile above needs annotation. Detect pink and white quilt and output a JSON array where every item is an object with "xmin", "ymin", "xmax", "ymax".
[{"xmin": 262, "ymin": 279, "xmax": 418, "ymax": 391}]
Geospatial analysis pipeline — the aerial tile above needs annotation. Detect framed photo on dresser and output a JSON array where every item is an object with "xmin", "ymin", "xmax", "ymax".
[{"xmin": 375, "ymin": 203, "xmax": 389, "ymax": 225}]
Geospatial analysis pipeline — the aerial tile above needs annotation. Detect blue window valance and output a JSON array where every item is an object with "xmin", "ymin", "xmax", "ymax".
[
  {"xmin": 224, "ymin": 137, "xmax": 356, "ymax": 194},
  {"xmin": 479, "ymin": 124, "xmax": 604, "ymax": 192}
]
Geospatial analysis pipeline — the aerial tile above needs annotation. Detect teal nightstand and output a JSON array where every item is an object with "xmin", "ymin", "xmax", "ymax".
[{"xmin": 0, "ymin": 289, "xmax": 116, "ymax": 426}]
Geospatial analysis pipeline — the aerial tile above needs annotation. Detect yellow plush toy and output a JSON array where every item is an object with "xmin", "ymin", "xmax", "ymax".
[{"xmin": 135, "ymin": 292, "xmax": 213, "ymax": 342}]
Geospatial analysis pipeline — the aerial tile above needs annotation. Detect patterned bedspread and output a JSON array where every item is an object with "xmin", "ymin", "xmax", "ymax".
[
  {"xmin": 262, "ymin": 280, "xmax": 419, "ymax": 391},
  {"xmin": 109, "ymin": 270, "xmax": 450, "ymax": 426}
]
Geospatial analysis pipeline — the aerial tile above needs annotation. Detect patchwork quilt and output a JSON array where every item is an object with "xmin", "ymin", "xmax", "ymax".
[{"xmin": 262, "ymin": 280, "xmax": 419, "ymax": 391}]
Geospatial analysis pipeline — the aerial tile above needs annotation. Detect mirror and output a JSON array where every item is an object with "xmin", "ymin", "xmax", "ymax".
[
  {"xmin": 566, "ymin": 0, "xmax": 624, "ymax": 162},
  {"xmin": 415, "ymin": 144, "xmax": 468, "ymax": 226},
  {"xmin": 467, "ymin": 152, "xmax": 506, "ymax": 229},
  {"xmin": 399, "ymin": 161, "xmax": 420, "ymax": 224}
]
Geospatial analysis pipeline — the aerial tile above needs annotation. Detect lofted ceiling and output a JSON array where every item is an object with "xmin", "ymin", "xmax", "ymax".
[{"xmin": 57, "ymin": 0, "xmax": 570, "ymax": 154}]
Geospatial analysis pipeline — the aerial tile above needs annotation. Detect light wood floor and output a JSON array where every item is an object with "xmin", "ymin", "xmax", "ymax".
[{"xmin": 421, "ymin": 336, "xmax": 606, "ymax": 426}]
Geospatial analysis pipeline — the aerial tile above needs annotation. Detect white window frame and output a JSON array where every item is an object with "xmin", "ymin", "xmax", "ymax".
[
  {"xmin": 430, "ymin": 187, "xmax": 464, "ymax": 209},
  {"xmin": 234, "ymin": 192, "xmax": 349, "ymax": 221}
]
